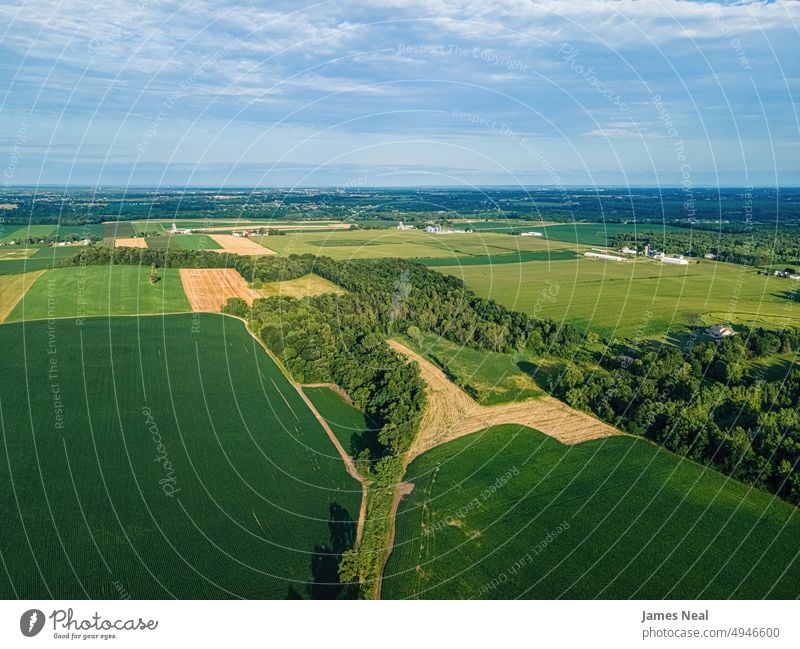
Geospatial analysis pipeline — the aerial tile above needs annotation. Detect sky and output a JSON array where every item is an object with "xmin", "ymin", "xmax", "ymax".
[{"xmin": 0, "ymin": 0, "xmax": 798, "ymax": 188}]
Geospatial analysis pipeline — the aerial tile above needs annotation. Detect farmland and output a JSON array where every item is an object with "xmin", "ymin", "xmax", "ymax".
[
  {"xmin": 434, "ymin": 256, "xmax": 800, "ymax": 339},
  {"xmin": 257, "ymin": 273, "xmax": 344, "ymax": 299},
  {"xmin": 255, "ymin": 229, "xmax": 577, "ymax": 261},
  {"xmin": 6, "ymin": 265, "xmax": 190, "ymax": 321},
  {"xmin": 0, "ymin": 270, "xmax": 44, "ymax": 321},
  {"xmin": 382, "ymin": 425, "xmax": 800, "ymax": 599},
  {"xmin": 144, "ymin": 234, "xmax": 222, "ymax": 251},
  {"xmin": 304, "ymin": 386, "xmax": 375, "ymax": 458},
  {"xmin": 0, "ymin": 314, "xmax": 362, "ymax": 598}
]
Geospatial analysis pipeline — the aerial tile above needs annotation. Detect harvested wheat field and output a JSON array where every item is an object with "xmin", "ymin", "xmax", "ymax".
[
  {"xmin": 180, "ymin": 268, "xmax": 261, "ymax": 312},
  {"xmin": 259, "ymin": 273, "xmax": 343, "ymax": 299},
  {"xmin": 0, "ymin": 270, "xmax": 45, "ymax": 321},
  {"xmin": 388, "ymin": 340, "xmax": 620, "ymax": 460},
  {"xmin": 114, "ymin": 237, "xmax": 148, "ymax": 248},
  {"xmin": 209, "ymin": 235, "xmax": 275, "ymax": 255}
]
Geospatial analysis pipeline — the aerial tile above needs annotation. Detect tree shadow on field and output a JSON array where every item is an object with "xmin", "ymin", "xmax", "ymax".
[
  {"xmin": 517, "ymin": 360, "xmax": 564, "ymax": 393},
  {"xmin": 308, "ymin": 502, "xmax": 358, "ymax": 599}
]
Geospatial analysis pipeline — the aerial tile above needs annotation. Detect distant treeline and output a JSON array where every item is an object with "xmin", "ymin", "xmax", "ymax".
[{"xmin": 611, "ymin": 230, "xmax": 800, "ymax": 267}]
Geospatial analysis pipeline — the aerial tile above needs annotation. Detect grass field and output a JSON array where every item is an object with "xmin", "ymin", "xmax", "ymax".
[
  {"xmin": 1, "ymin": 224, "xmax": 56, "ymax": 242},
  {"xmin": 382, "ymin": 425, "xmax": 800, "ymax": 599},
  {"xmin": 258, "ymin": 273, "xmax": 344, "ymax": 299},
  {"xmin": 0, "ymin": 247, "xmax": 36, "ymax": 259},
  {"xmin": 304, "ymin": 386, "xmax": 375, "ymax": 457},
  {"xmin": 255, "ymin": 229, "xmax": 577, "ymax": 261},
  {"xmin": 434, "ymin": 257, "xmax": 800, "ymax": 339},
  {"xmin": 7, "ymin": 265, "xmax": 190, "ymax": 321},
  {"xmin": 103, "ymin": 221, "xmax": 135, "ymax": 238},
  {"xmin": 0, "ymin": 271, "xmax": 44, "ymax": 321},
  {"xmin": 530, "ymin": 222, "xmax": 686, "ymax": 246},
  {"xmin": 145, "ymin": 235, "xmax": 222, "ymax": 250},
  {"xmin": 0, "ymin": 314, "xmax": 361, "ymax": 598},
  {"xmin": 399, "ymin": 332, "xmax": 543, "ymax": 405}
]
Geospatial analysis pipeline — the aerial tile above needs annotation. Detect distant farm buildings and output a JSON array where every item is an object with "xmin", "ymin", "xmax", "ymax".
[
  {"xmin": 170, "ymin": 222, "xmax": 191, "ymax": 235},
  {"xmin": 707, "ymin": 325, "xmax": 735, "ymax": 339},
  {"xmin": 520, "ymin": 231, "xmax": 543, "ymax": 237},
  {"xmin": 660, "ymin": 255, "xmax": 689, "ymax": 265},
  {"xmin": 584, "ymin": 251, "xmax": 625, "ymax": 262},
  {"xmin": 425, "ymin": 225, "xmax": 467, "ymax": 234},
  {"xmin": 396, "ymin": 221, "xmax": 415, "ymax": 230}
]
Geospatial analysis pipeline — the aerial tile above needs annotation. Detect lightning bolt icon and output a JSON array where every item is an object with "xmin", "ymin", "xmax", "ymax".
[{"xmin": 28, "ymin": 611, "xmax": 38, "ymax": 632}]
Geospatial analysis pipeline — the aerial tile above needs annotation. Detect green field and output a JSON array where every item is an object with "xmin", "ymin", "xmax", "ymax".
[
  {"xmin": 534, "ymin": 222, "xmax": 686, "ymax": 246},
  {"xmin": 7, "ymin": 265, "xmax": 190, "ymax": 321},
  {"xmin": 145, "ymin": 234, "xmax": 222, "ymax": 251},
  {"xmin": 0, "ymin": 314, "xmax": 361, "ymax": 598},
  {"xmin": 257, "ymin": 229, "xmax": 577, "ymax": 261},
  {"xmin": 1, "ymin": 224, "xmax": 56, "ymax": 242},
  {"xmin": 382, "ymin": 425, "xmax": 800, "ymax": 599},
  {"xmin": 304, "ymin": 386, "xmax": 375, "ymax": 456},
  {"xmin": 398, "ymin": 332, "xmax": 543, "ymax": 405},
  {"xmin": 435, "ymin": 256, "xmax": 800, "ymax": 339},
  {"xmin": 103, "ymin": 221, "xmax": 135, "ymax": 238}
]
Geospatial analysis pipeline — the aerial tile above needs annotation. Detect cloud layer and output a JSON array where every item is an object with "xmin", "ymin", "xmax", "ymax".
[{"xmin": 1, "ymin": 0, "xmax": 798, "ymax": 186}]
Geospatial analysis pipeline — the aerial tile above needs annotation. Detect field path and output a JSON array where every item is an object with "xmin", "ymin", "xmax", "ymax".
[
  {"xmin": 388, "ymin": 339, "xmax": 620, "ymax": 462},
  {"xmin": 180, "ymin": 268, "xmax": 262, "ymax": 312},
  {"xmin": 0, "ymin": 270, "xmax": 45, "ymax": 322}
]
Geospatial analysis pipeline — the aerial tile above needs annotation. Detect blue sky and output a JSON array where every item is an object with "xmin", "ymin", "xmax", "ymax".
[{"xmin": 1, "ymin": 0, "xmax": 798, "ymax": 187}]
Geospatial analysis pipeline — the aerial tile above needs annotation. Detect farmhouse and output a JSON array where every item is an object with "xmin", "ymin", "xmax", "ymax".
[
  {"xmin": 620, "ymin": 246, "xmax": 637, "ymax": 255},
  {"xmin": 396, "ymin": 221, "xmax": 415, "ymax": 230},
  {"xmin": 584, "ymin": 251, "xmax": 624, "ymax": 262},
  {"xmin": 520, "ymin": 231, "xmax": 543, "ymax": 237},
  {"xmin": 707, "ymin": 325, "xmax": 735, "ymax": 339}
]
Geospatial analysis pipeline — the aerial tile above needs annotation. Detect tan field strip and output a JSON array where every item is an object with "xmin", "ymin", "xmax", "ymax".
[
  {"xmin": 114, "ymin": 237, "xmax": 148, "ymax": 248},
  {"xmin": 209, "ymin": 235, "xmax": 276, "ymax": 255},
  {"xmin": 179, "ymin": 268, "xmax": 262, "ymax": 312},
  {"xmin": 388, "ymin": 340, "xmax": 620, "ymax": 461},
  {"xmin": 0, "ymin": 270, "xmax": 46, "ymax": 321}
]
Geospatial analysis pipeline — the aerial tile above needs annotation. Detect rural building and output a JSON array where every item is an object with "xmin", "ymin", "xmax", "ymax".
[
  {"xmin": 396, "ymin": 221, "xmax": 415, "ymax": 230},
  {"xmin": 584, "ymin": 251, "xmax": 624, "ymax": 261},
  {"xmin": 704, "ymin": 253, "xmax": 717, "ymax": 260},
  {"xmin": 707, "ymin": 325, "xmax": 735, "ymax": 339},
  {"xmin": 169, "ymin": 222, "xmax": 191, "ymax": 234},
  {"xmin": 620, "ymin": 246, "xmax": 637, "ymax": 255},
  {"xmin": 520, "ymin": 231, "xmax": 543, "ymax": 237},
  {"xmin": 660, "ymin": 255, "xmax": 689, "ymax": 265}
]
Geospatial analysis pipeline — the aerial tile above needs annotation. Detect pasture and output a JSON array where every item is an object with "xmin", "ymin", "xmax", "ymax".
[
  {"xmin": 6, "ymin": 265, "xmax": 190, "ymax": 321},
  {"xmin": 257, "ymin": 273, "xmax": 344, "ymax": 299},
  {"xmin": 0, "ymin": 271, "xmax": 44, "ymax": 321},
  {"xmin": 304, "ymin": 386, "xmax": 375, "ymax": 457},
  {"xmin": 398, "ymin": 332, "xmax": 542, "ymax": 405},
  {"xmin": 256, "ymin": 229, "xmax": 577, "ymax": 261},
  {"xmin": 1, "ymin": 224, "xmax": 56, "ymax": 242},
  {"xmin": 0, "ymin": 314, "xmax": 361, "ymax": 598},
  {"xmin": 382, "ymin": 425, "xmax": 800, "ymax": 599},
  {"xmin": 144, "ymin": 234, "xmax": 222, "ymax": 250},
  {"xmin": 434, "ymin": 256, "xmax": 800, "ymax": 339}
]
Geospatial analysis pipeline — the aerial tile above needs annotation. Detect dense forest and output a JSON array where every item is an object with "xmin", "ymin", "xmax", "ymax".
[{"xmin": 611, "ymin": 229, "xmax": 800, "ymax": 267}]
